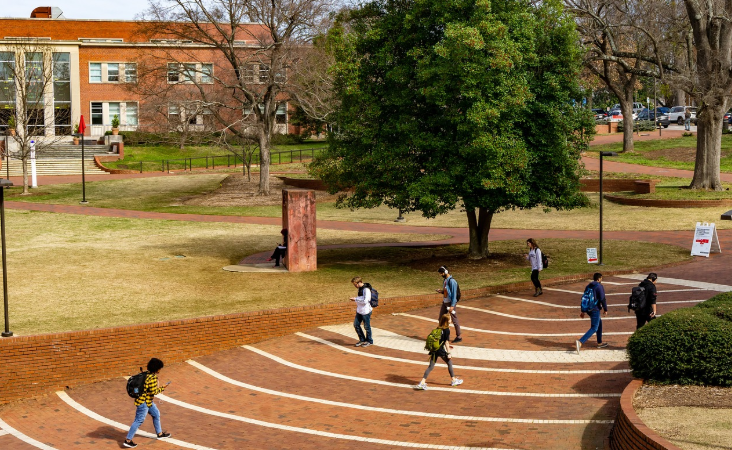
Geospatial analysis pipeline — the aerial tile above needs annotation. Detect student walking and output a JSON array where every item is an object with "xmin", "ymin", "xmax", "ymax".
[
  {"xmin": 415, "ymin": 313, "xmax": 463, "ymax": 390},
  {"xmin": 526, "ymin": 238, "xmax": 543, "ymax": 297},
  {"xmin": 123, "ymin": 358, "xmax": 171, "ymax": 448},
  {"xmin": 436, "ymin": 266, "xmax": 462, "ymax": 343},
  {"xmin": 575, "ymin": 273, "xmax": 609, "ymax": 353},
  {"xmin": 635, "ymin": 273, "xmax": 658, "ymax": 329},
  {"xmin": 684, "ymin": 108, "xmax": 692, "ymax": 131},
  {"xmin": 350, "ymin": 276, "xmax": 373, "ymax": 347}
]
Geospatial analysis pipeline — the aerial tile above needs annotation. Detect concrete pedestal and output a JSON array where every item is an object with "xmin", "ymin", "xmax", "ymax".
[{"xmin": 282, "ymin": 189, "xmax": 317, "ymax": 272}]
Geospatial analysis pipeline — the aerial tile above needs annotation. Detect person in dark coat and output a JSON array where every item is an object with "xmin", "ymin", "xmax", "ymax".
[
  {"xmin": 636, "ymin": 273, "xmax": 658, "ymax": 329},
  {"xmin": 267, "ymin": 229, "xmax": 288, "ymax": 267}
]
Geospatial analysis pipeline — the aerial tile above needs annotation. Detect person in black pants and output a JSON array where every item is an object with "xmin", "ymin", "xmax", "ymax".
[
  {"xmin": 526, "ymin": 238, "xmax": 543, "ymax": 297},
  {"xmin": 267, "ymin": 228, "xmax": 288, "ymax": 267},
  {"xmin": 636, "ymin": 273, "xmax": 658, "ymax": 329}
]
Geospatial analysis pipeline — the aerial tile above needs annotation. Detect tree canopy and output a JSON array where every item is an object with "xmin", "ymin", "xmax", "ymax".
[{"xmin": 312, "ymin": 0, "xmax": 593, "ymax": 258}]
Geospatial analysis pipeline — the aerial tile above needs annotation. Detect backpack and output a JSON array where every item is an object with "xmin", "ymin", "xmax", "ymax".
[
  {"xmin": 446, "ymin": 277, "xmax": 461, "ymax": 302},
  {"xmin": 363, "ymin": 282, "xmax": 379, "ymax": 307},
  {"xmin": 628, "ymin": 286, "xmax": 647, "ymax": 312},
  {"xmin": 424, "ymin": 328, "xmax": 443, "ymax": 352},
  {"xmin": 126, "ymin": 368, "xmax": 148, "ymax": 399},
  {"xmin": 541, "ymin": 252, "xmax": 549, "ymax": 269},
  {"xmin": 580, "ymin": 285, "xmax": 597, "ymax": 313}
]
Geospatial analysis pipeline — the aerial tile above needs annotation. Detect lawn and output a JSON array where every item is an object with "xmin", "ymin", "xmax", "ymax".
[
  {"xmin": 7, "ymin": 174, "xmax": 731, "ymax": 230},
  {"xmin": 587, "ymin": 134, "xmax": 732, "ymax": 173},
  {"xmin": 0, "ymin": 208, "xmax": 690, "ymax": 335},
  {"xmin": 104, "ymin": 142, "xmax": 326, "ymax": 171}
]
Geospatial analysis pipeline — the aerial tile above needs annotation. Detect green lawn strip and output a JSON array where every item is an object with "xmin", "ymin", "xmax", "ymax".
[
  {"xmin": 587, "ymin": 135, "xmax": 732, "ymax": 173},
  {"xmin": 105, "ymin": 142, "xmax": 326, "ymax": 170},
  {"xmin": 2, "ymin": 209, "xmax": 690, "ymax": 336}
]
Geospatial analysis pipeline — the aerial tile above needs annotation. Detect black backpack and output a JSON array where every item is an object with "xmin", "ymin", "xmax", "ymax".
[
  {"xmin": 541, "ymin": 252, "xmax": 549, "ymax": 269},
  {"xmin": 628, "ymin": 286, "xmax": 647, "ymax": 312},
  {"xmin": 126, "ymin": 368, "xmax": 148, "ymax": 399},
  {"xmin": 363, "ymin": 282, "xmax": 379, "ymax": 307}
]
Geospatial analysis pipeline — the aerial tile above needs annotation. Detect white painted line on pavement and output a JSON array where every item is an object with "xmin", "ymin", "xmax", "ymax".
[
  {"xmin": 545, "ymin": 287, "xmax": 707, "ymax": 296},
  {"xmin": 615, "ymin": 275, "xmax": 732, "ymax": 292},
  {"xmin": 297, "ymin": 332, "xmax": 632, "ymax": 374},
  {"xmin": 396, "ymin": 313, "xmax": 634, "ymax": 336},
  {"xmin": 459, "ymin": 305, "xmax": 634, "ymax": 321},
  {"xmin": 0, "ymin": 429, "xmax": 7, "ymax": 437},
  {"xmin": 495, "ymin": 295, "xmax": 575, "ymax": 308},
  {"xmin": 0, "ymin": 418, "xmax": 57, "ymax": 450},
  {"xmin": 244, "ymin": 345, "xmax": 621, "ymax": 398},
  {"xmin": 489, "ymin": 294, "xmax": 705, "ymax": 308},
  {"xmin": 56, "ymin": 392, "xmax": 217, "ymax": 450},
  {"xmin": 188, "ymin": 360, "xmax": 613, "ymax": 424},
  {"xmin": 608, "ymin": 299, "xmax": 705, "ymax": 307}
]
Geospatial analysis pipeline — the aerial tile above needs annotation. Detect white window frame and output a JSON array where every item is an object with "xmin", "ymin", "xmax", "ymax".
[
  {"xmin": 89, "ymin": 62, "xmax": 102, "ymax": 83},
  {"xmin": 167, "ymin": 62, "xmax": 215, "ymax": 84}
]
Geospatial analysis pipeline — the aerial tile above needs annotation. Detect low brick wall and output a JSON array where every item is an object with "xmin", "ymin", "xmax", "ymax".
[
  {"xmin": 94, "ymin": 155, "xmax": 136, "ymax": 174},
  {"xmin": 580, "ymin": 179, "xmax": 659, "ymax": 193},
  {"xmin": 605, "ymin": 194, "xmax": 732, "ymax": 208},
  {"xmin": 0, "ymin": 262, "xmax": 693, "ymax": 405},
  {"xmin": 609, "ymin": 379, "xmax": 683, "ymax": 450}
]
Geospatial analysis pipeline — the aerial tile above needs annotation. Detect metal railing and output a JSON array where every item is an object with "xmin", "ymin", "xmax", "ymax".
[{"xmin": 159, "ymin": 147, "xmax": 326, "ymax": 173}]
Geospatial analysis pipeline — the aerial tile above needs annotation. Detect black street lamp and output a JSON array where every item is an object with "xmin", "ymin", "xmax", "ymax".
[
  {"xmin": 0, "ymin": 178, "xmax": 13, "ymax": 337},
  {"xmin": 599, "ymin": 151, "xmax": 618, "ymax": 265},
  {"xmin": 74, "ymin": 133, "xmax": 88, "ymax": 204}
]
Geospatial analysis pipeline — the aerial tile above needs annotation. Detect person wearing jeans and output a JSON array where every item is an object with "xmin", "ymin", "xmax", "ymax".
[
  {"xmin": 124, "ymin": 358, "xmax": 171, "ymax": 448},
  {"xmin": 350, "ymin": 276, "xmax": 373, "ymax": 347},
  {"xmin": 684, "ymin": 108, "xmax": 692, "ymax": 131},
  {"xmin": 575, "ymin": 273, "xmax": 609, "ymax": 353}
]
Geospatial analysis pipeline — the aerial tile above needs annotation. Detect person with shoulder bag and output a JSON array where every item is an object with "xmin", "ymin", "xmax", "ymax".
[
  {"xmin": 415, "ymin": 313, "xmax": 463, "ymax": 390},
  {"xmin": 350, "ymin": 276, "xmax": 374, "ymax": 347},
  {"xmin": 634, "ymin": 273, "xmax": 658, "ymax": 329},
  {"xmin": 526, "ymin": 238, "xmax": 544, "ymax": 297},
  {"xmin": 436, "ymin": 266, "xmax": 463, "ymax": 343},
  {"xmin": 123, "ymin": 358, "xmax": 172, "ymax": 448},
  {"xmin": 575, "ymin": 273, "xmax": 609, "ymax": 354}
]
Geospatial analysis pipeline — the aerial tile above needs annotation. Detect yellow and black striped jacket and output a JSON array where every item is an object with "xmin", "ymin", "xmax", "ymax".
[{"xmin": 134, "ymin": 373, "xmax": 166, "ymax": 407}]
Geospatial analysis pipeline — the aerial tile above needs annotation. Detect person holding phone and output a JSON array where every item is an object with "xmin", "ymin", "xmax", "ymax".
[
  {"xmin": 436, "ymin": 266, "xmax": 462, "ymax": 343},
  {"xmin": 123, "ymin": 358, "xmax": 172, "ymax": 448}
]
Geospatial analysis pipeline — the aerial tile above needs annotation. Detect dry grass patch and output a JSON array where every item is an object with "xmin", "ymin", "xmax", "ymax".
[{"xmin": 636, "ymin": 407, "xmax": 732, "ymax": 450}]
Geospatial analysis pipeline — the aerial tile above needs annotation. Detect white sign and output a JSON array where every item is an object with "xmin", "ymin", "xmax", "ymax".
[
  {"xmin": 30, "ymin": 140, "xmax": 37, "ymax": 188},
  {"xmin": 691, "ymin": 222, "xmax": 722, "ymax": 257},
  {"xmin": 587, "ymin": 248, "xmax": 598, "ymax": 264}
]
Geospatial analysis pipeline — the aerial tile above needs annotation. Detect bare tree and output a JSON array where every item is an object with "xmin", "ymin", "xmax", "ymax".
[
  {"xmin": 139, "ymin": 0, "xmax": 333, "ymax": 195},
  {"xmin": 0, "ymin": 40, "xmax": 68, "ymax": 193}
]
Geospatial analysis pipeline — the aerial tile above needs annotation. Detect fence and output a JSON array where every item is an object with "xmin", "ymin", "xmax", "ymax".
[{"xmin": 159, "ymin": 147, "xmax": 326, "ymax": 173}]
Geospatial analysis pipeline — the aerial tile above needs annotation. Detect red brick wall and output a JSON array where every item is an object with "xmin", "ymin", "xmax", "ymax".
[
  {"xmin": 580, "ymin": 179, "xmax": 653, "ymax": 192},
  {"xmin": 604, "ymin": 194, "xmax": 732, "ymax": 208},
  {"xmin": 609, "ymin": 380, "xmax": 683, "ymax": 450}
]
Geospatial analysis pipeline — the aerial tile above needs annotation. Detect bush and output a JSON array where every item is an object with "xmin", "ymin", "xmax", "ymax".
[
  {"xmin": 616, "ymin": 120, "xmax": 656, "ymax": 132},
  {"xmin": 595, "ymin": 119, "xmax": 609, "ymax": 125},
  {"xmin": 627, "ymin": 292, "xmax": 732, "ymax": 386},
  {"xmin": 270, "ymin": 133, "xmax": 305, "ymax": 145}
]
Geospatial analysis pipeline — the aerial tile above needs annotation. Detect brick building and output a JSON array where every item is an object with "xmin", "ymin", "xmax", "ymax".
[{"xmin": 0, "ymin": 6, "xmax": 292, "ymax": 140}]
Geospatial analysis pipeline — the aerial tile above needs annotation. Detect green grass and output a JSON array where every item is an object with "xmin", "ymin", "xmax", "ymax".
[
  {"xmin": 105, "ymin": 142, "xmax": 326, "ymax": 171},
  {"xmin": 0, "ymin": 206, "xmax": 690, "ymax": 335},
  {"xmin": 587, "ymin": 135, "xmax": 732, "ymax": 173}
]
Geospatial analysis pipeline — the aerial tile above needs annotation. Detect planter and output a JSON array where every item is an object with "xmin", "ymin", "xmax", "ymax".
[
  {"xmin": 112, "ymin": 128, "xmax": 119, "ymax": 135},
  {"xmin": 73, "ymin": 137, "xmax": 79, "ymax": 145}
]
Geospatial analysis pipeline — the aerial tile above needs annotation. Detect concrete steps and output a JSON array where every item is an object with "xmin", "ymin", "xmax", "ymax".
[
  {"xmin": 35, "ymin": 145, "xmax": 112, "ymax": 158},
  {"xmin": 2, "ymin": 158, "xmax": 109, "ymax": 176}
]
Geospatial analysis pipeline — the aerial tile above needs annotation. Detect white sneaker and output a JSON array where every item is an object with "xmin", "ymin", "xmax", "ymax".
[
  {"xmin": 414, "ymin": 383, "xmax": 428, "ymax": 390},
  {"xmin": 451, "ymin": 378, "xmax": 463, "ymax": 387},
  {"xmin": 575, "ymin": 340, "xmax": 582, "ymax": 354},
  {"xmin": 355, "ymin": 341, "xmax": 364, "ymax": 347}
]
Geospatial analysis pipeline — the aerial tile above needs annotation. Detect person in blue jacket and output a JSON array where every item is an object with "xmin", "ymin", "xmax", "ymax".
[
  {"xmin": 575, "ymin": 273, "xmax": 609, "ymax": 353},
  {"xmin": 436, "ymin": 266, "xmax": 462, "ymax": 343}
]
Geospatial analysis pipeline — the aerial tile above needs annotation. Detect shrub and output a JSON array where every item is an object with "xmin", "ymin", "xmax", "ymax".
[
  {"xmin": 616, "ymin": 120, "xmax": 656, "ymax": 132},
  {"xmin": 270, "ymin": 133, "xmax": 305, "ymax": 145},
  {"xmin": 627, "ymin": 292, "xmax": 732, "ymax": 386},
  {"xmin": 595, "ymin": 119, "xmax": 609, "ymax": 125}
]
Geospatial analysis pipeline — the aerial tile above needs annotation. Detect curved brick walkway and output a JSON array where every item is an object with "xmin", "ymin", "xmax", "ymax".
[{"xmin": 1, "ymin": 148, "xmax": 731, "ymax": 449}]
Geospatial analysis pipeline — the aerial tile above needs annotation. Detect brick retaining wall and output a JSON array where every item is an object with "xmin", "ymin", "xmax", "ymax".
[
  {"xmin": 0, "ymin": 261, "xmax": 692, "ymax": 405},
  {"xmin": 605, "ymin": 194, "xmax": 732, "ymax": 208},
  {"xmin": 608, "ymin": 379, "xmax": 683, "ymax": 450}
]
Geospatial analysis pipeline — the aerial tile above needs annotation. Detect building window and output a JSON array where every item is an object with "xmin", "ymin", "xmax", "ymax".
[
  {"xmin": 90, "ymin": 63, "xmax": 102, "ymax": 83},
  {"xmin": 0, "ymin": 52, "xmax": 15, "ymax": 134},
  {"xmin": 107, "ymin": 63, "xmax": 119, "ymax": 82},
  {"xmin": 167, "ymin": 63, "xmax": 179, "ymax": 83},
  {"xmin": 27, "ymin": 107, "xmax": 44, "ymax": 136},
  {"xmin": 125, "ymin": 63, "xmax": 137, "ymax": 83},
  {"xmin": 126, "ymin": 102, "xmax": 138, "ymax": 125},
  {"xmin": 201, "ymin": 64, "xmax": 213, "ymax": 83},
  {"xmin": 53, "ymin": 53, "xmax": 71, "ymax": 135},
  {"xmin": 108, "ymin": 102, "xmax": 120, "ymax": 125},
  {"xmin": 168, "ymin": 104, "xmax": 180, "ymax": 120},
  {"xmin": 259, "ymin": 65, "xmax": 269, "ymax": 83},
  {"xmin": 276, "ymin": 102, "xmax": 287, "ymax": 124},
  {"xmin": 25, "ymin": 53, "xmax": 44, "ymax": 104},
  {"xmin": 91, "ymin": 102, "xmax": 103, "ymax": 125},
  {"xmin": 183, "ymin": 63, "xmax": 196, "ymax": 83}
]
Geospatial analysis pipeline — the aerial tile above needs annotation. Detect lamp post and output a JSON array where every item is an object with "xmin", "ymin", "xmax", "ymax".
[
  {"xmin": 394, "ymin": 208, "xmax": 405, "ymax": 223},
  {"xmin": 0, "ymin": 178, "xmax": 13, "ymax": 337},
  {"xmin": 74, "ymin": 133, "xmax": 88, "ymax": 204},
  {"xmin": 599, "ymin": 151, "xmax": 618, "ymax": 265}
]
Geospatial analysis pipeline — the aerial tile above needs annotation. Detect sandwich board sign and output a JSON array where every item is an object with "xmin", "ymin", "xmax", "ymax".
[
  {"xmin": 586, "ymin": 248, "xmax": 598, "ymax": 264},
  {"xmin": 691, "ymin": 222, "xmax": 721, "ymax": 257}
]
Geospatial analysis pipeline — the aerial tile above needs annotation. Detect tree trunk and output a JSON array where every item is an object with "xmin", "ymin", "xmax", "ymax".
[
  {"xmin": 675, "ymin": 89, "xmax": 686, "ymax": 107},
  {"xmin": 258, "ymin": 129, "xmax": 271, "ymax": 196},
  {"xmin": 619, "ymin": 97, "xmax": 635, "ymax": 153},
  {"xmin": 21, "ymin": 157, "xmax": 29, "ymax": 195},
  {"xmin": 466, "ymin": 207, "xmax": 493, "ymax": 259},
  {"xmin": 691, "ymin": 105, "xmax": 724, "ymax": 190}
]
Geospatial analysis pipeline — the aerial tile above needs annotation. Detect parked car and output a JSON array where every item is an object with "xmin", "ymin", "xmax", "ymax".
[
  {"xmin": 667, "ymin": 106, "xmax": 697, "ymax": 125},
  {"xmin": 591, "ymin": 108, "xmax": 607, "ymax": 120},
  {"xmin": 612, "ymin": 102, "xmax": 644, "ymax": 111},
  {"xmin": 724, "ymin": 109, "xmax": 732, "ymax": 124},
  {"xmin": 636, "ymin": 108, "xmax": 670, "ymax": 128}
]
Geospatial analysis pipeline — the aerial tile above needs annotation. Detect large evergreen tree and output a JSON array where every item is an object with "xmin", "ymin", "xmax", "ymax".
[{"xmin": 312, "ymin": 0, "xmax": 593, "ymax": 258}]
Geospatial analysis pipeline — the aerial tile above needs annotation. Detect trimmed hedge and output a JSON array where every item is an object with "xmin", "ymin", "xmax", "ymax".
[
  {"xmin": 616, "ymin": 120, "xmax": 656, "ymax": 132},
  {"xmin": 627, "ymin": 292, "xmax": 732, "ymax": 386}
]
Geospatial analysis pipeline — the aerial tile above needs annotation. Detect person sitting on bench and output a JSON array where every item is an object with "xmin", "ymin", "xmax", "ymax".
[{"xmin": 267, "ymin": 228, "xmax": 288, "ymax": 267}]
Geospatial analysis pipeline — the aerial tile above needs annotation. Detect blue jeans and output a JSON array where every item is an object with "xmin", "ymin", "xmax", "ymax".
[
  {"xmin": 126, "ymin": 402, "xmax": 162, "ymax": 440},
  {"xmin": 684, "ymin": 118, "xmax": 691, "ymax": 130},
  {"xmin": 354, "ymin": 312, "xmax": 373, "ymax": 344},
  {"xmin": 579, "ymin": 309, "xmax": 603, "ymax": 344}
]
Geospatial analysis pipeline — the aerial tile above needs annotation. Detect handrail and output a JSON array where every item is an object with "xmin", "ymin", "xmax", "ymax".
[{"xmin": 160, "ymin": 147, "xmax": 326, "ymax": 173}]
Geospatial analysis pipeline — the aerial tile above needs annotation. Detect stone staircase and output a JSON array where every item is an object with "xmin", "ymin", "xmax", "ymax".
[{"xmin": 2, "ymin": 143, "xmax": 115, "ymax": 176}]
